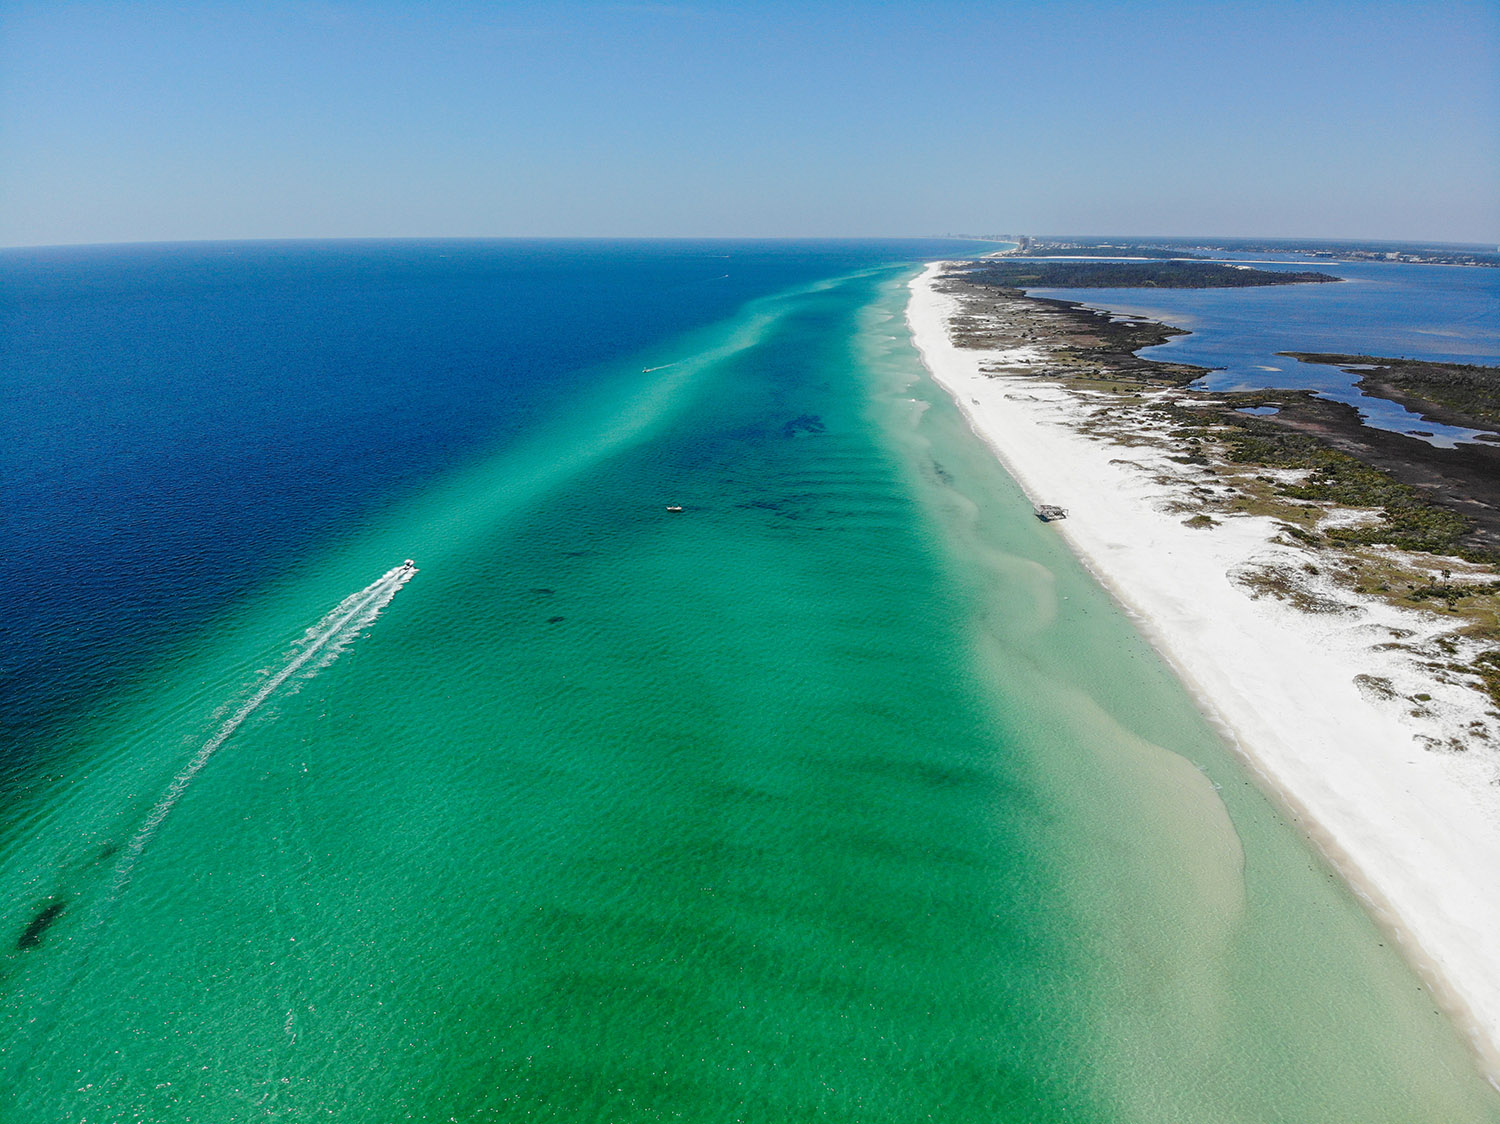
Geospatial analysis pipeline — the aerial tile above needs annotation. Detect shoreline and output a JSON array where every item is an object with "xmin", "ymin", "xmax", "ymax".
[{"xmin": 906, "ymin": 261, "xmax": 1500, "ymax": 1081}]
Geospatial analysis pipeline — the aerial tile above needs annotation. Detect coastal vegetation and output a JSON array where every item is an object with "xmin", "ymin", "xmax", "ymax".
[
  {"xmin": 1186, "ymin": 407, "xmax": 1487, "ymax": 560},
  {"xmin": 1151, "ymin": 397, "xmax": 1500, "ymax": 711},
  {"xmin": 938, "ymin": 267, "xmax": 1500, "ymax": 719},
  {"xmin": 937, "ymin": 277, "xmax": 1206, "ymax": 385},
  {"xmin": 1476, "ymin": 650, "xmax": 1500, "ymax": 707},
  {"xmin": 1156, "ymin": 394, "xmax": 1500, "ymax": 710},
  {"xmin": 958, "ymin": 260, "xmax": 1340, "ymax": 289}
]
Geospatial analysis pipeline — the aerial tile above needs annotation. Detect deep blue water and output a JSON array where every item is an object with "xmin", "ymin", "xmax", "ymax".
[
  {"xmin": 0, "ymin": 239, "xmax": 981, "ymax": 773},
  {"xmin": 1032, "ymin": 256, "xmax": 1500, "ymax": 446}
]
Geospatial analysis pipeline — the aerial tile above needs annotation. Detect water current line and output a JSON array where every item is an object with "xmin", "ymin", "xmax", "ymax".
[{"xmin": 111, "ymin": 563, "xmax": 415, "ymax": 894}]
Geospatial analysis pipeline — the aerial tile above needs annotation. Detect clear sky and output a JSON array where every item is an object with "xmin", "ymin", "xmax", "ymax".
[{"xmin": 2, "ymin": 0, "xmax": 1497, "ymax": 246}]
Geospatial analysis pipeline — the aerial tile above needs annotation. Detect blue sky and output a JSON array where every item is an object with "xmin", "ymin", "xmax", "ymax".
[{"xmin": 2, "ymin": 0, "xmax": 1497, "ymax": 245}]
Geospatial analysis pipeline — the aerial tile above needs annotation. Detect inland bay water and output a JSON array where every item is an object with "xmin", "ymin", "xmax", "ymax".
[{"xmin": 2, "ymin": 240, "xmax": 1498, "ymax": 1122}]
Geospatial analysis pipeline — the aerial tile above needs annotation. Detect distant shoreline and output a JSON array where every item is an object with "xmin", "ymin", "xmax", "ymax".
[
  {"xmin": 907, "ymin": 260, "xmax": 1500, "ymax": 1080},
  {"xmin": 999, "ymin": 236, "xmax": 1500, "ymax": 268},
  {"xmin": 956, "ymin": 258, "xmax": 1341, "ymax": 289}
]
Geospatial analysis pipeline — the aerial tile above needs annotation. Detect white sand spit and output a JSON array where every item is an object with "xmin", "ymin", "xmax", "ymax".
[{"xmin": 908, "ymin": 262, "xmax": 1500, "ymax": 1078}]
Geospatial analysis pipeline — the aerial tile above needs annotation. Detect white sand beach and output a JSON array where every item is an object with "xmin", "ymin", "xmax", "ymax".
[{"xmin": 908, "ymin": 261, "xmax": 1500, "ymax": 1078}]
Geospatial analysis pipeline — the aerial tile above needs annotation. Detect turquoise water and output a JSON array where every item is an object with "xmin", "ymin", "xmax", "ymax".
[{"xmin": 3, "ymin": 247, "xmax": 1498, "ymax": 1120}]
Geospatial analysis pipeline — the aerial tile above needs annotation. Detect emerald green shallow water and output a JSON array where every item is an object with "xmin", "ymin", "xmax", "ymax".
[{"xmin": 3, "ymin": 265, "xmax": 1497, "ymax": 1121}]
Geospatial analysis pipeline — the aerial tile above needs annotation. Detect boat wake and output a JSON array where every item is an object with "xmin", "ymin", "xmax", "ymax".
[
  {"xmin": 7, "ymin": 563, "xmax": 416, "ymax": 1079},
  {"xmin": 112, "ymin": 561, "xmax": 417, "ymax": 894}
]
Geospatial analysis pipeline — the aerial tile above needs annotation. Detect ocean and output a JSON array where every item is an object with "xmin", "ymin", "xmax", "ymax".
[{"xmin": 3, "ymin": 240, "xmax": 1497, "ymax": 1122}]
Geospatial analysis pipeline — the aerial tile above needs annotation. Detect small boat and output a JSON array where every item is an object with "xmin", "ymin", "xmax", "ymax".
[
  {"xmin": 666, "ymin": 505, "xmax": 684, "ymax": 513},
  {"xmin": 401, "ymin": 558, "xmax": 418, "ymax": 571},
  {"xmin": 1034, "ymin": 505, "xmax": 1068, "ymax": 522}
]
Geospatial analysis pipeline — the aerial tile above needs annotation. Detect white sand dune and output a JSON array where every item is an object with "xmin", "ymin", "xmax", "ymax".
[{"xmin": 908, "ymin": 262, "xmax": 1500, "ymax": 1079}]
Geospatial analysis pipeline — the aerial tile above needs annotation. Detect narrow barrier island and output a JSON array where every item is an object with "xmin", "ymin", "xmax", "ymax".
[{"xmin": 910, "ymin": 260, "xmax": 1500, "ymax": 1081}]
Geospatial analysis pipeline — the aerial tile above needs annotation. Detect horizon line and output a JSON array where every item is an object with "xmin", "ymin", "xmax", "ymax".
[{"xmin": 4, "ymin": 232, "xmax": 1498, "ymax": 253}]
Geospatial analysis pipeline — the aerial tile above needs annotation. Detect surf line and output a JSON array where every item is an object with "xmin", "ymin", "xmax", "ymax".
[{"xmin": 110, "ymin": 561, "xmax": 417, "ymax": 895}]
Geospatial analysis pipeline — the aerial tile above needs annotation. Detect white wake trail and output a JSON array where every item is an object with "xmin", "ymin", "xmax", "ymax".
[
  {"xmin": 112, "ymin": 563, "xmax": 416, "ymax": 893},
  {"xmin": 4, "ymin": 564, "xmax": 418, "ymax": 1076}
]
